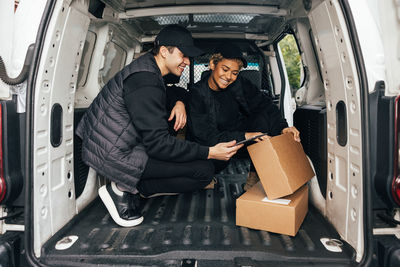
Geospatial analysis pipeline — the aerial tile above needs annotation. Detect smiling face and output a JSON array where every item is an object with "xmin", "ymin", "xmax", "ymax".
[
  {"xmin": 163, "ymin": 47, "xmax": 190, "ymax": 77},
  {"xmin": 208, "ymin": 58, "xmax": 241, "ymax": 91}
]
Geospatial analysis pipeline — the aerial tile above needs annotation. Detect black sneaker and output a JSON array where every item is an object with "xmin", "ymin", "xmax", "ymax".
[{"xmin": 98, "ymin": 183, "xmax": 144, "ymax": 227}]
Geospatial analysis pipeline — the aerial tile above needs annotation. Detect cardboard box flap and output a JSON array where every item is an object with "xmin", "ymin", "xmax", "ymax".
[
  {"xmin": 241, "ymin": 182, "xmax": 307, "ymax": 208},
  {"xmin": 270, "ymin": 134, "xmax": 315, "ymax": 191},
  {"xmin": 247, "ymin": 140, "xmax": 291, "ymax": 197}
]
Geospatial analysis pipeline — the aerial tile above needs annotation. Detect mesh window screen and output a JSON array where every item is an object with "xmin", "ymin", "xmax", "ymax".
[
  {"xmin": 153, "ymin": 15, "xmax": 189, "ymax": 25},
  {"xmin": 176, "ymin": 67, "xmax": 190, "ymax": 89},
  {"xmin": 152, "ymin": 14, "xmax": 257, "ymax": 25},
  {"xmin": 193, "ymin": 14, "xmax": 256, "ymax": 24}
]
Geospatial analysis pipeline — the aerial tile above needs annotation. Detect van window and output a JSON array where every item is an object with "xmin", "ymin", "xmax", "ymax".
[
  {"xmin": 77, "ymin": 30, "xmax": 96, "ymax": 88},
  {"xmin": 278, "ymin": 34, "xmax": 304, "ymax": 92},
  {"xmin": 99, "ymin": 41, "xmax": 127, "ymax": 86}
]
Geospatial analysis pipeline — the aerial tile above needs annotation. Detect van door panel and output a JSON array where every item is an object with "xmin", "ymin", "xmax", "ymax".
[
  {"xmin": 309, "ymin": 0, "xmax": 364, "ymax": 261},
  {"xmin": 32, "ymin": 2, "xmax": 90, "ymax": 257}
]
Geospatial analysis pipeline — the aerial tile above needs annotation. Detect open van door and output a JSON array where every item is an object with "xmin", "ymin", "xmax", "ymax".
[
  {"xmin": 0, "ymin": 0, "xmax": 48, "ymax": 210},
  {"xmin": 0, "ymin": 0, "xmax": 47, "ymax": 264}
]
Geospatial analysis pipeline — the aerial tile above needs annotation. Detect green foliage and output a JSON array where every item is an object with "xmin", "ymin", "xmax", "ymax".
[{"xmin": 279, "ymin": 34, "xmax": 302, "ymax": 89}]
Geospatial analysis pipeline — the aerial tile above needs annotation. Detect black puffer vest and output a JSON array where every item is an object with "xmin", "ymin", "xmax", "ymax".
[{"xmin": 76, "ymin": 53, "xmax": 163, "ymax": 190}]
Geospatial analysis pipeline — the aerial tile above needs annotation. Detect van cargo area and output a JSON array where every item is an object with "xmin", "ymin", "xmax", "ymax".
[
  {"xmin": 2, "ymin": 0, "xmax": 400, "ymax": 266},
  {"xmin": 40, "ymin": 159, "xmax": 355, "ymax": 266},
  {"xmin": 26, "ymin": 0, "xmax": 371, "ymax": 265}
]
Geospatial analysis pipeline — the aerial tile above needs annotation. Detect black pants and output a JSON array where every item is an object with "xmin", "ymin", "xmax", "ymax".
[
  {"xmin": 213, "ymin": 111, "xmax": 271, "ymax": 173},
  {"xmin": 137, "ymin": 158, "xmax": 214, "ymax": 196}
]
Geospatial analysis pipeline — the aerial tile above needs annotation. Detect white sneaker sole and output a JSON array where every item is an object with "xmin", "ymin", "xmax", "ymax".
[{"xmin": 98, "ymin": 185, "xmax": 144, "ymax": 227}]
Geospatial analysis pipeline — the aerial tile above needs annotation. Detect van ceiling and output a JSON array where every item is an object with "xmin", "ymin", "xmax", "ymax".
[
  {"xmin": 102, "ymin": 0, "xmax": 296, "ymax": 12},
  {"xmin": 99, "ymin": 0, "xmax": 303, "ymax": 42}
]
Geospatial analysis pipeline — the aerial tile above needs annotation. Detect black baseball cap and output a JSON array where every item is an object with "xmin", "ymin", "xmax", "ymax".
[
  {"xmin": 214, "ymin": 43, "xmax": 247, "ymax": 68},
  {"xmin": 155, "ymin": 25, "xmax": 203, "ymax": 57}
]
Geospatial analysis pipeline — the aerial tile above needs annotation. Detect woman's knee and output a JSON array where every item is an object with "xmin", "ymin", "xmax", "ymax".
[{"xmin": 193, "ymin": 160, "xmax": 214, "ymax": 181}]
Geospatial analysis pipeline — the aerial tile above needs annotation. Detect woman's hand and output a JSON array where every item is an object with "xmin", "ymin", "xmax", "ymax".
[
  {"xmin": 282, "ymin": 126, "xmax": 301, "ymax": 142},
  {"xmin": 168, "ymin": 101, "xmax": 187, "ymax": 131},
  {"xmin": 208, "ymin": 140, "xmax": 243, "ymax": 161}
]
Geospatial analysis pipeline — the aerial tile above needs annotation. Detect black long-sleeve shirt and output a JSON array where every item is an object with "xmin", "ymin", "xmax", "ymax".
[
  {"xmin": 188, "ymin": 75, "xmax": 288, "ymax": 147},
  {"xmin": 123, "ymin": 71, "xmax": 209, "ymax": 162}
]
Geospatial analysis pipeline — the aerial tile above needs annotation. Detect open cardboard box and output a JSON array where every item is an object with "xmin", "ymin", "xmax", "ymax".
[
  {"xmin": 236, "ymin": 182, "xmax": 308, "ymax": 236},
  {"xmin": 247, "ymin": 133, "xmax": 315, "ymax": 199}
]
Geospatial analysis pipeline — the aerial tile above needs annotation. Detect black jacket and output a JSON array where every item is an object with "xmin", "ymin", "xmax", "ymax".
[
  {"xmin": 187, "ymin": 72, "xmax": 288, "ymax": 146},
  {"xmin": 76, "ymin": 53, "xmax": 208, "ymax": 191}
]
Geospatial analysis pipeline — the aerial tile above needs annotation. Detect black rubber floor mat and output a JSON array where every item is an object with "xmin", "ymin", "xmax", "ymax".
[{"xmin": 41, "ymin": 160, "xmax": 355, "ymax": 266}]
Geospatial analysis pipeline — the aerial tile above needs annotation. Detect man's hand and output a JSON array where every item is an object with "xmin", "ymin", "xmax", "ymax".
[
  {"xmin": 168, "ymin": 101, "xmax": 186, "ymax": 131},
  {"xmin": 245, "ymin": 132, "xmax": 270, "ymax": 142},
  {"xmin": 282, "ymin": 126, "xmax": 301, "ymax": 142},
  {"xmin": 208, "ymin": 140, "xmax": 243, "ymax": 161}
]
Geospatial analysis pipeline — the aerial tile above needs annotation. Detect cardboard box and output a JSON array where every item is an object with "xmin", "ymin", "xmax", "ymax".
[
  {"xmin": 247, "ymin": 133, "xmax": 315, "ymax": 199},
  {"xmin": 236, "ymin": 182, "xmax": 308, "ymax": 236}
]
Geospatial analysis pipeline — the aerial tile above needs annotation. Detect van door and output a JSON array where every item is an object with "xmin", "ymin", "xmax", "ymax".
[
  {"xmin": 308, "ymin": 0, "xmax": 367, "ymax": 262},
  {"xmin": 31, "ymin": 0, "xmax": 90, "ymax": 257},
  {"xmin": 0, "ymin": 0, "xmax": 48, "ymax": 206}
]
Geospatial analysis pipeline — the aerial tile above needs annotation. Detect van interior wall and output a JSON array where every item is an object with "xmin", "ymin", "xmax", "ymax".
[
  {"xmin": 289, "ymin": 17, "xmax": 327, "ymax": 198},
  {"xmin": 74, "ymin": 22, "xmax": 138, "ymax": 109},
  {"xmin": 308, "ymin": 0, "xmax": 365, "ymax": 262},
  {"xmin": 292, "ymin": 18, "xmax": 325, "ymax": 106},
  {"xmin": 32, "ymin": 0, "xmax": 90, "ymax": 257}
]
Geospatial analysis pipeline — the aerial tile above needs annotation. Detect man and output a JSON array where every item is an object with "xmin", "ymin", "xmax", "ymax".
[{"xmin": 76, "ymin": 25, "xmax": 242, "ymax": 228}]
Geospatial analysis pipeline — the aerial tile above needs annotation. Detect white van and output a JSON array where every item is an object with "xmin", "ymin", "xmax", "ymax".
[{"xmin": 0, "ymin": 0, "xmax": 399, "ymax": 266}]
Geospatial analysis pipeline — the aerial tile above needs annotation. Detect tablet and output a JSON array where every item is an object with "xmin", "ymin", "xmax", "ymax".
[{"xmin": 235, "ymin": 133, "xmax": 269, "ymax": 146}]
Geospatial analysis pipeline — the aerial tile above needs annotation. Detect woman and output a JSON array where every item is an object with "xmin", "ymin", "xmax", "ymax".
[{"xmin": 187, "ymin": 42, "xmax": 300, "ymax": 191}]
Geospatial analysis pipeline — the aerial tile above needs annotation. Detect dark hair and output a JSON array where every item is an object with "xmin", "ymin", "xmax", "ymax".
[
  {"xmin": 209, "ymin": 53, "xmax": 244, "ymax": 69},
  {"xmin": 151, "ymin": 44, "xmax": 176, "ymax": 55}
]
